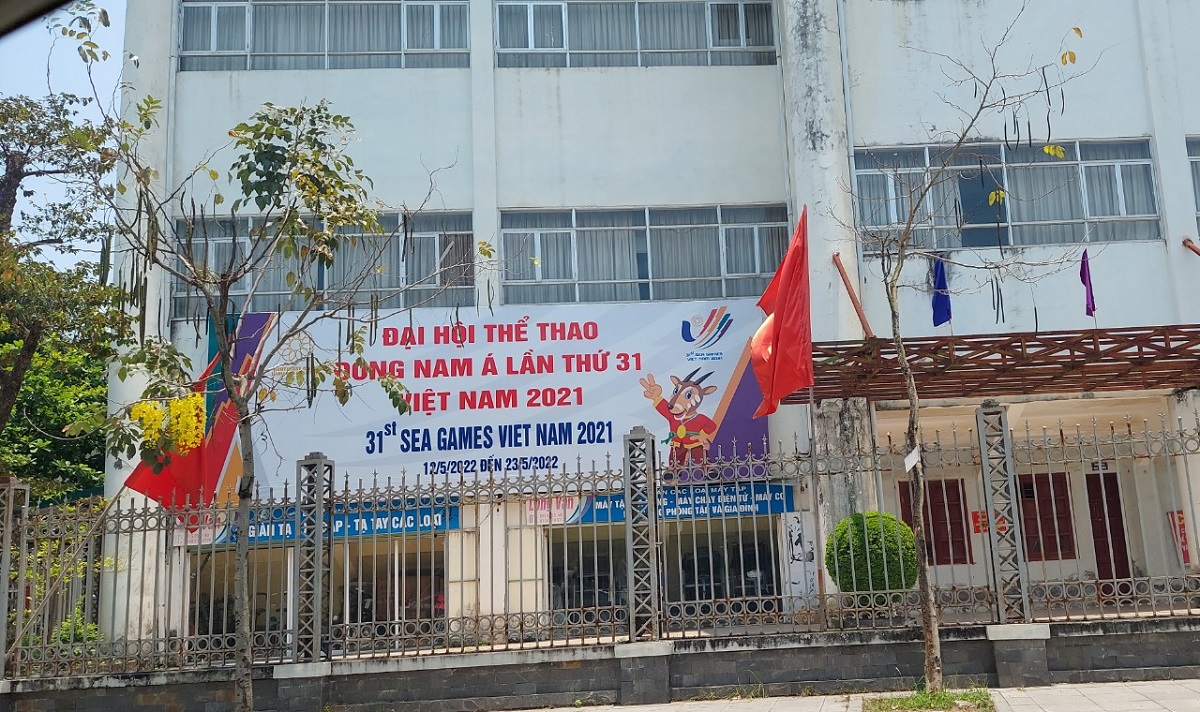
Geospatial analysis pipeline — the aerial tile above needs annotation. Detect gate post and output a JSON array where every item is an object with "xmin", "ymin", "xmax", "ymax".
[
  {"xmin": 294, "ymin": 453, "xmax": 333, "ymax": 661},
  {"xmin": 975, "ymin": 401, "xmax": 1030, "ymax": 623},
  {"xmin": 0, "ymin": 479, "xmax": 30, "ymax": 678},
  {"xmin": 624, "ymin": 427, "xmax": 660, "ymax": 640}
]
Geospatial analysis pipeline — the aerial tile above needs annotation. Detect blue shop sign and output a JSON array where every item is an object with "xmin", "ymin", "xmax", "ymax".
[
  {"xmin": 561, "ymin": 482, "xmax": 795, "ymax": 524},
  {"xmin": 214, "ymin": 504, "xmax": 461, "ymax": 544}
]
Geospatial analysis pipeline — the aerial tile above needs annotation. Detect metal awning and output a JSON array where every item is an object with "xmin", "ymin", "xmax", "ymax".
[{"xmin": 784, "ymin": 325, "xmax": 1200, "ymax": 404}]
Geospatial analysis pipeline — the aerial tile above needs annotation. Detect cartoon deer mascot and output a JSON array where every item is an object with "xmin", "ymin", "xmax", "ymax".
[{"xmin": 639, "ymin": 368, "xmax": 718, "ymax": 466}]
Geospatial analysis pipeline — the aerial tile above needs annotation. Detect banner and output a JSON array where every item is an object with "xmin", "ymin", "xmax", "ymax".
[{"xmin": 251, "ymin": 301, "xmax": 768, "ymax": 489}]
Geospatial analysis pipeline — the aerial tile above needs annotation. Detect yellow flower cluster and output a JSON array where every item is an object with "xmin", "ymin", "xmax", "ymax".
[
  {"xmin": 167, "ymin": 392, "xmax": 206, "ymax": 454},
  {"xmin": 130, "ymin": 393, "xmax": 206, "ymax": 456},
  {"xmin": 130, "ymin": 401, "xmax": 165, "ymax": 445}
]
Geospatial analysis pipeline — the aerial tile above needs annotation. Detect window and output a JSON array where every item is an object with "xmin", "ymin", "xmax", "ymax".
[
  {"xmin": 1018, "ymin": 473, "xmax": 1076, "ymax": 562},
  {"xmin": 179, "ymin": 1, "xmax": 470, "ymax": 71},
  {"xmin": 500, "ymin": 205, "xmax": 787, "ymax": 304},
  {"xmin": 494, "ymin": 0, "xmax": 775, "ymax": 68},
  {"xmin": 854, "ymin": 140, "xmax": 1160, "ymax": 251},
  {"xmin": 898, "ymin": 480, "xmax": 972, "ymax": 566},
  {"xmin": 1188, "ymin": 138, "xmax": 1200, "ymax": 235},
  {"xmin": 170, "ymin": 212, "xmax": 474, "ymax": 319}
]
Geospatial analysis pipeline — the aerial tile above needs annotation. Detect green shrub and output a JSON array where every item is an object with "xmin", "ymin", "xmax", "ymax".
[{"xmin": 825, "ymin": 511, "xmax": 918, "ymax": 594}]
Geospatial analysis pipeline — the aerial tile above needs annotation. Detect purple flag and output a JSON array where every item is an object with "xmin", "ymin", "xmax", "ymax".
[{"xmin": 1080, "ymin": 249, "xmax": 1096, "ymax": 317}]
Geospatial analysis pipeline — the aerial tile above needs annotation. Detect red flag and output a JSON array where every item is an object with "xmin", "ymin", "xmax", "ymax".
[{"xmin": 751, "ymin": 207, "xmax": 813, "ymax": 418}]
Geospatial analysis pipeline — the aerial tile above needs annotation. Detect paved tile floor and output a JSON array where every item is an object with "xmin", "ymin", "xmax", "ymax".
[{"xmin": 539, "ymin": 681, "xmax": 1200, "ymax": 712}]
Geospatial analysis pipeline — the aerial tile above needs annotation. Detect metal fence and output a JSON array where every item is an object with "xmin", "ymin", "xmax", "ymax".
[{"xmin": 5, "ymin": 406, "xmax": 1200, "ymax": 679}]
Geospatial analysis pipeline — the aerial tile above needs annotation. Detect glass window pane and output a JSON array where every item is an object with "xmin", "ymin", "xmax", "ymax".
[
  {"xmin": 1007, "ymin": 165, "xmax": 1082, "ymax": 222},
  {"xmin": 854, "ymin": 148, "xmax": 925, "ymax": 171},
  {"xmin": 1089, "ymin": 219, "xmax": 1160, "ymax": 242},
  {"xmin": 406, "ymin": 4, "xmax": 436, "ymax": 49},
  {"xmin": 1011, "ymin": 223, "xmax": 1085, "ymax": 246},
  {"xmin": 441, "ymin": 4, "xmax": 469, "ymax": 49},
  {"xmin": 721, "ymin": 205, "xmax": 787, "ymax": 223},
  {"xmin": 1079, "ymin": 141, "xmax": 1151, "ymax": 161},
  {"xmin": 253, "ymin": 4, "xmax": 325, "ymax": 54},
  {"xmin": 639, "ymin": 2, "xmax": 707, "ymax": 51},
  {"xmin": 649, "ymin": 207, "xmax": 717, "ymax": 226},
  {"xmin": 497, "ymin": 5, "xmax": 530, "ymax": 49},
  {"xmin": 568, "ymin": 3, "xmax": 637, "ymax": 51},
  {"xmin": 578, "ymin": 229, "xmax": 643, "ymax": 280},
  {"xmin": 503, "ymin": 233, "xmax": 536, "ymax": 280},
  {"xmin": 1192, "ymin": 161, "xmax": 1200, "ymax": 209},
  {"xmin": 710, "ymin": 4, "xmax": 742, "ymax": 47},
  {"xmin": 725, "ymin": 227, "xmax": 756, "ymax": 274},
  {"xmin": 575, "ymin": 210, "xmax": 644, "ymax": 228},
  {"xmin": 651, "ymin": 226, "xmax": 720, "ymax": 278},
  {"xmin": 1121, "ymin": 164, "xmax": 1157, "ymax": 215},
  {"xmin": 532, "ymin": 4, "xmax": 564, "ymax": 49},
  {"xmin": 856, "ymin": 173, "xmax": 890, "ymax": 226},
  {"xmin": 181, "ymin": 6, "xmax": 212, "ymax": 52},
  {"xmin": 1085, "ymin": 165, "xmax": 1120, "ymax": 217},
  {"xmin": 758, "ymin": 225, "xmax": 786, "ymax": 272},
  {"xmin": 331, "ymin": 4, "xmax": 403, "ymax": 52},
  {"xmin": 744, "ymin": 3, "xmax": 771, "ymax": 47},
  {"xmin": 406, "ymin": 236, "xmax": 437, "ymax": 285},
  {"xmin": 501, "ymin": 211, "xmax": 572, "ymax": 229},
  {"xmin": 540, "ymin": 232, "xmax": 574, "ymax": 280},
  {"xmin": 931, "ymin": 169, "xmax": 1004, "ymax": 226},
  {"xmin": 215, "ymin": 7, "xmax": 246, "ymax": 51}
]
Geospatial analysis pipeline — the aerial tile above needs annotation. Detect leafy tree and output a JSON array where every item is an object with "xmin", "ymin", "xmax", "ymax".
[
  {"xmin": 0, "ymin": 91, "xmax": 128, "ymax": 472},
  {"xmin": 0, "ymin": 336, "xmax": 107, "ymax": 499}
]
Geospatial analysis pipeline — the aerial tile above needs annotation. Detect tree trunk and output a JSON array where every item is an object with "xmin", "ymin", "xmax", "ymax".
[
  {"xmin": 887, "ymin": 282, "xmax": 943, "ymax": 693},
  {"xmin": 0, "ymin": 325, "xmax": 44, "ymax": 437},
  {"xmin": 233, "ymin": 412, "xmax": 256, "ymax": 712}
]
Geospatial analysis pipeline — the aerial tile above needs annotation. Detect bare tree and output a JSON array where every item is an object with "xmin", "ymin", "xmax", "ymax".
[{"xmin": 849, "ymin": 6, "xmax": 1087, "ymax": 692}]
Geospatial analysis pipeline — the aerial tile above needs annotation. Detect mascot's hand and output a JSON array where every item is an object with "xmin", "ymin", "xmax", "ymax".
[
  {"xmin": 639, "ymin": 375, "xmax": 662, "ymax": 401},
  {"xmin": 698, "ymin": 429, "xmax": 714, "ymax": 447}
]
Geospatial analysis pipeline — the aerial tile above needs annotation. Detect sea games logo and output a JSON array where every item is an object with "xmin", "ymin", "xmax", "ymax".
[{"xmin": 681, "ymin": 307, "xmax": 732, "ymax": 362}]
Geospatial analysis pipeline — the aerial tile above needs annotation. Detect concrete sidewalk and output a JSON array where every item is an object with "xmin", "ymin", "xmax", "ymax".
[{"xmin": 538, "ymin": 680, "xmax": 1200, "ymax": 712}]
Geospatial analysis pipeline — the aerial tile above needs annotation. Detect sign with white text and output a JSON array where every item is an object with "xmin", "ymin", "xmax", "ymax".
[{"xmin": 251, "ymin": 301, "xmax": 768, "ymax": 489}]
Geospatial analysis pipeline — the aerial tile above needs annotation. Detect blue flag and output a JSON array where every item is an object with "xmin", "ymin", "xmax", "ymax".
[{"xmin": 932, "ymin": 258, "xmax": 952, "ymax": 327}]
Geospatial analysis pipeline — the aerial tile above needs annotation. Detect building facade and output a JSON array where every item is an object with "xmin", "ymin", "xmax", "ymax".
[{"xmin": 96, "ymin": 0, "xmax": 1200, "ymax": 653}]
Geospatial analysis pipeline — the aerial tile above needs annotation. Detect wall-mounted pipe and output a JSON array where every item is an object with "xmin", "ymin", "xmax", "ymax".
[{"xmin": 1183, "ymin": 238, "xmax": 1200, "ymax": 258}]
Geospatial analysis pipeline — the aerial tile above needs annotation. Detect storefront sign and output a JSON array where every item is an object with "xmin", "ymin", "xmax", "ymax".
[
  {"xmin": 530, "ymin": 482, "xmax": 796, "ymax": 524},
  {"xmin": 250, "ymin": 302, "xmax": 768, "ymax": 489},
  {"xmin": 180, "ymin": 504, "xmax": 462, "ymax": 546}
]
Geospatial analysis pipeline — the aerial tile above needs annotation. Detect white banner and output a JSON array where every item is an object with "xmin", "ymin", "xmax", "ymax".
[{"xmin": 250, "ymin": 300, "xmax": 768, "ymax": 489}]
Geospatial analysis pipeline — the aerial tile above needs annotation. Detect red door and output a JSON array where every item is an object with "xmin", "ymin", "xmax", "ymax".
[{"xmin": 1086, "ymin": 471, "xmax": 1131, "ymax": 581}]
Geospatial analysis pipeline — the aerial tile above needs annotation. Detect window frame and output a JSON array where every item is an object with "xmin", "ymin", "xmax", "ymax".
[
  {"xmin": 854, "ymin": 140, "xmax": 1161, "ymax": 251},
  {"xmin": 494, "ymin": 0, "xmax": 776, "ymax": 68},
  {"xmin": 1185, "ymin": 137, "xmax": 1200, "ymax": 235},
  {"xmin": 170, "ymin": 212, "xmax": 475, "ymax": 319},
  {"xmin": 179, "ymin": 0, "xmax": 471, "ymax": 71},
  {"xmin": 499, "ymin": 205, "xmax": 787, "ymax": 305}
]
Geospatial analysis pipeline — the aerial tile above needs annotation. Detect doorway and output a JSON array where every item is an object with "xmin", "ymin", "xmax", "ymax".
[{"xmin": 1086, "ymin": 470, "xmax": 1131, "ymax": 581}]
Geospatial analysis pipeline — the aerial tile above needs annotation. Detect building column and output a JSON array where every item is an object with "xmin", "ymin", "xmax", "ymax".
[
  {"xmin": 1167, "ymin": 391, "xmax": 1200, "ymax": 574},
  {"xmin": 776, "ymin": 0, "xmax": 863, "ymax": 345}
]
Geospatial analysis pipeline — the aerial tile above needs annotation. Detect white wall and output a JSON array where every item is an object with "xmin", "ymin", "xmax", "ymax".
[
  {"xmin": 172, "ymin": 70, "xmax": 475, "ymax": 210},
  {"xmin": 494, "ymin": 67, "xmax": 787, "ymax": 208}
]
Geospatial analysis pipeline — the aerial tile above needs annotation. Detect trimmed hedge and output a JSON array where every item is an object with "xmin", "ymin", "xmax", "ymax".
[{"xmin": 824, "ymin": 511, "xmax": 918, "ymax": 593}]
